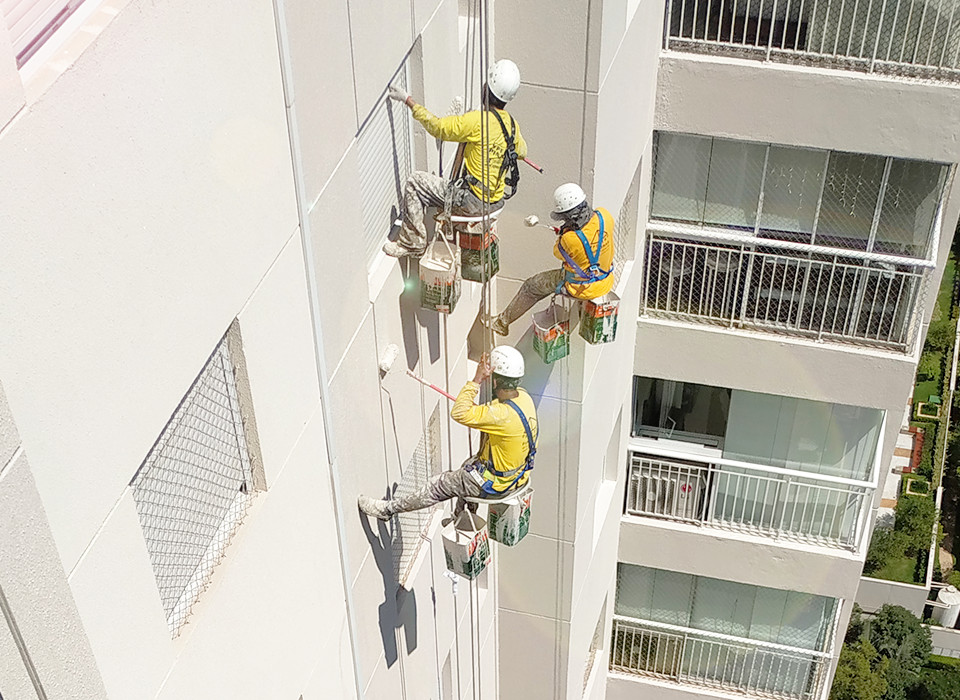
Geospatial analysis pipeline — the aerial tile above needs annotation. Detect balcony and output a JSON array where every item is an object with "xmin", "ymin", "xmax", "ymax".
[
  {"xmin": 611, "ymin": 615, "xmax": 831, "ymax": 700},
  {"xmin": 645, "ymin": 134, "xmax": 946, "ymax": 352},
  {"xmin": 626, "ymin": 442, "xmax": 876, "ymax": 550},
  {"xmin": 665, "ymin": 0, "xmax": 960, "ymax": 81},
  {"xmin": 642, "ymin": 224, "xmax": 932, "ymax": 352}
]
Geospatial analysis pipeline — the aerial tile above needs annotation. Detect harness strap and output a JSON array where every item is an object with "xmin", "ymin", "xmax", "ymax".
[
  {"xmin": 557, "ymin": 210, "xmax": 612, "ymax": 287},
  {"xmin": 482, "ymin": 400, "xmax": 537, "ymax": 490}
]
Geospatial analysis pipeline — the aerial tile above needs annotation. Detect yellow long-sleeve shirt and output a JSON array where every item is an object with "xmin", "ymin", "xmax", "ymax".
[
  {"xmin": 412, "ymin": 105, "xmax": 527, "ymax": 203},
  {"xmin": 450, "ymin": 381, "xmax": 538, "ymax": 492},
  {"xmin": 553, "ymin": 207, "xmax": 616, "ymax": 299}
]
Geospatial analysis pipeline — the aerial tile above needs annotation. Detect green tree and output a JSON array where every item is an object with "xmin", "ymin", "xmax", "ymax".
[
  {"xmin": 918, "ymin": 351, "xmax": 941, "ymax": 381},
  {"xmin": 830, "ymin": 638, "xmax": 887, "ymax": 700},
  {"xmin": 894, "ymin": 497, "xmax": 937, "ymax": 556},
  {"xmin": 911, "ymin": 666, "xmax": 960, "ymax": 700},
  {"xmin": 867, "ymin": 604, "xmax": 932, "ymax": 700},
  {"xmin": 864, "ymin": 528, "xmax": 909, "ymax": 575},
  {"xmin": 924, "ymin": 320, "xmax": 955, "ymax": 353}
]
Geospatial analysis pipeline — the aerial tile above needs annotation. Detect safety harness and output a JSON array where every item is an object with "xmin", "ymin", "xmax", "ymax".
[
  {"xmin": 556, "ymin": 210, "xmax": 611, "ymax": 293},
  {"xmin": 464, "ymin": 110, "xmax": 520, "ymax": 201},
  {"xmin": 478, "ymin": 399, "xmax": 536, "ymax": 495}
]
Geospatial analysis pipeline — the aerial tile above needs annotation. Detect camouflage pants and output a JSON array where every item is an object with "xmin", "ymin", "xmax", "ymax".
[
  {"xmin": 383, "ymin": 465, "xmax": 486, "ymax": 516},
  {"xmin": 497, "ymin": 269, "xmax": 565, "ymax": 327},
  {"xmin": 398, "ymin": 171, "xmax": 502, "ymax": 254}
]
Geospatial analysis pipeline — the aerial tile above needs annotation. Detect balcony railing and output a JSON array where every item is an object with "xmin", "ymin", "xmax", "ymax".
[
  {"xmin": 611, "ymin": 616, "xmax": 832, "ymax": 700},
  {"xmin": 642, "ymin": 223, "xmax": 933, "ymax": 352},
  {"xmin": 665, "ymin": 0, "xmax": 960, "ymax": 80},
  {"xmin": 626, "ymin": 447, "xmax": 875, "ymax": 550}
]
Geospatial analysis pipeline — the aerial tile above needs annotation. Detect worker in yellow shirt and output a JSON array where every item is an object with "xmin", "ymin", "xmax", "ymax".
[
  {"xmin": 382, "ymin": 59, "xmax": 528, "ymax": 258},
  {"xmin": 358, "ymin": 346, "xmax": 537, "ymax": 520},
  {"xmin": 487, "ymin": 183, "xmax": 615, "ymax": 335}
]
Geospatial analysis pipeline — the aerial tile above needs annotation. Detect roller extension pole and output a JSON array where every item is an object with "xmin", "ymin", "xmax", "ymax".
[
  {"xmin": 522, "ymin": 157, "xmax": 544, "ymax": 173},
  {"xmin": 406, "ymin": 370, "xmax": 457, "ymax": 400}
]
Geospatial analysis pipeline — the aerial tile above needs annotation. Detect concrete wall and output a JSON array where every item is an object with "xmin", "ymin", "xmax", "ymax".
[
  {"xmin": 492, "ymin": 1, "xmax": 665, "ymax": 698},
  {"xmin": 0, "ymin": 0, "xmax": 500, "ymax": 698},
  {"xmin": 856, "ymin": 576, "xmax": 931, "ymax": 617},
  {"xmin": 0, "ymin": 383, "xmax": 106, "ymax": 699}
]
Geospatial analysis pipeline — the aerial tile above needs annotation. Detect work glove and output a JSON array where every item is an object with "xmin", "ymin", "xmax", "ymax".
[{"xmin": 387, "ymin": 84, "xmax": 409, "ymax": 104}]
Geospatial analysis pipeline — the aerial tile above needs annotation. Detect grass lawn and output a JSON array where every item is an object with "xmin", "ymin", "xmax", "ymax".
[
  {"xmin": 915, "ymin": 374, "xmax": 943, "ymax": 407},
  {"xmin": 872, "ymin": 553, "xmax": 920, "ymax": 584}
]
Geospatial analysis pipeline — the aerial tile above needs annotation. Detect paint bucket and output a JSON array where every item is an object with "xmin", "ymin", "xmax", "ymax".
[
  {"xmin": 420, "ymin": 237, "xmax": 461, "ymax": 314},
  {"xmin": 532, "ymin": 301, "xmax": 570, "ymax": 364},
  {"xmin": 457, "ymin": 219, "xmax": 497, "ymax": 250},
  {"xmin": 487, "ymin": 488, "xmax": 534, "ymax": 546},
  {"xmin": 579, "ymin": 292, "xmax": 620, "ymax": 344},
  {"xmin": 461, "ymin": 235, "xmax": 500, "ymax": 282},
  {"xmin": 442, "ymin": 510, "xmax": 491, "ymax": 580}
]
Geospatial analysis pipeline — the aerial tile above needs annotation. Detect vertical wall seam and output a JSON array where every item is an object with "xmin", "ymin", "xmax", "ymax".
[{"xmin": 0, "ymin": 583, "xmax": 48, "ymax": 700}]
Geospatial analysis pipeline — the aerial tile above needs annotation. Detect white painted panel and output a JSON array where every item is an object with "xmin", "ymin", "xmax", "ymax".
[{"xmin": 0, "ymin": 0, "xmax": 73, "ymax": 64}]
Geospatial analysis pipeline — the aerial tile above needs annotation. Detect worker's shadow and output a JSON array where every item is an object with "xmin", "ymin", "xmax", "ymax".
[{"xmin": 359, "ymin": 490, "xmax": 418, "ymax": 668}]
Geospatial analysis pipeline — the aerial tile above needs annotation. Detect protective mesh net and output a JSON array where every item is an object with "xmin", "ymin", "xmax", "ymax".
[
  {"xmin": 392, "ymin": 403, "xmax": 442, "ymax": 585},
  {"xmin": 131, "ymin": 336, "xmax": 254, "ymax": 635},
  {"xmin": 666, "ymin": 0, "xmax": 960, "ymax": 81}
]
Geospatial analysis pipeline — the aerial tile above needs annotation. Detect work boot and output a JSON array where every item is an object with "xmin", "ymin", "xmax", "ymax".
[
  {"xmin": 358, "ymin": 495, "xmax": 393, "ymax": 521},
  {"xmin": 481, "ymin": 313, "xmax": 510, "ymax": 336},
  {"xmin": 382, "ymin": 241, "xmax": 423, "ymax": 259}
]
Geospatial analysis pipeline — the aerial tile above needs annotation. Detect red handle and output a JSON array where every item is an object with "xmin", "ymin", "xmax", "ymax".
[
  {"xmin": 522, "ymin": 157, "xmax": 544, "ymax": 174},
  {"xmin": 406, "ymin": 370, "xmax": 456, "ymax": 400}
]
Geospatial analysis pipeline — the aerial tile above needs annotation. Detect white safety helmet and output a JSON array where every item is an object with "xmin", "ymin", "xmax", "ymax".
[
  {"xmin": 552, "ymin": 183, "xmax": 587, "ymax": 214},
  {"xmin": 488, "ymin": 59, "xmax": 521, "ymax": 103},
  {"xmin": 490, "ymin": 345, "xmax": 525, "ymax": 378}
]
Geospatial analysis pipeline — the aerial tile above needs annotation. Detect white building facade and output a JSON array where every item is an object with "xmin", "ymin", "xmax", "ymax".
[{"xmin": 0, "ymin": 1, "xmax": 957, "ymax": 700}]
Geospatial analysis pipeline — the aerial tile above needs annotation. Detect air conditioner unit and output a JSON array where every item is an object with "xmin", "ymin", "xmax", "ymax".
[{"xmin": 627, "ymin": 466, "xmax": 705, "ymax": 521}]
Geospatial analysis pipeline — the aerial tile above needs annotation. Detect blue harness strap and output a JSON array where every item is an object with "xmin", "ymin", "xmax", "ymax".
[
  {"xmin": 556, "ymin": 210, "xmax": 612, "ymax": 293},
  {"xmin": 480, "ymin": 399, "xmax": 537, "ymax": 494}
]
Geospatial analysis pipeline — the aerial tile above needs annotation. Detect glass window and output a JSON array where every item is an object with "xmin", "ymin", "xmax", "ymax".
[
  {"xmin": 875, "ymin": 160, "xmax": 944, "ymax": 257},
  {"xmin": 651, "ymin": 133, "xmax": 711, "ymax": 223},
  {"xmin": 632, "ymin": 377, "xmax": 731, "ymax": 446},
  {"xmin": 759, "ymin": 146, "xmax": 827, "ymax": 240},
  {"xmin": 722, "ymin": 391, "xmax": 880, "ymax": 480},
  {"xmin": 703, "ymin": 139, "xmax": 765, "ymax": 230},
  {"xmin": 691, "ymin": 578, "xmax": 754, "ymax": 638},
  {"xmin": 816, "ymin": 152, "xmax": 885, "ymax": 250},
  {"xmin": 616, "ymin": 564, "xmax": 837, "ymax": 652}
]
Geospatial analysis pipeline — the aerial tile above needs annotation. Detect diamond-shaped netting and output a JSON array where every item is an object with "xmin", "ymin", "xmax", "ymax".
[{"xmin": 131, "ymin": 337, "xmax": 253, "ymax": 634}]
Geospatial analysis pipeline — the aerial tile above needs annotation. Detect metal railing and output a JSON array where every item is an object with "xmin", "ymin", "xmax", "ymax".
[
  {"xmin": 665, "ymin": 0, "xmax": 960, "ymax": 80},
  {"xmin": 611, "ymin": 616, "xmax": 832, "ymax": 700},
  {"xmin": 626, "ymin": 449, "xmax": 874, "ymax": 550},
  {"xmin": 642, "ymin": 225, "xmax": 931, "ymax": 352}
]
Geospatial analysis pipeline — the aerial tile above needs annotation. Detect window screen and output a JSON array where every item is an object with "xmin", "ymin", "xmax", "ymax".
[
  {"xmin": 131, "ymin": 325, "xmax": 259, "ymax": 635},
  {"xmin": 357, "ymin": 67, "xmax": 415, "ymax": 267},
  {"xmin": 1, "ymin": 0, "xmax": 80, "ymax": 67}
]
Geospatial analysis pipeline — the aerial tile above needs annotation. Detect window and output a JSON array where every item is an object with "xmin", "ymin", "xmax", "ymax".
[
  {"xmin": 631, "ymin": 377, "xmax": 730, "ymax": 447},
  {"xmin": 131, "ymin": 322, "xmax": 264, "ymax": 635},
  {"xmin": 1, "ymin": 0, "xmax": 83, "ymax": 67},
  {"xmin": 631, "ymin": 376, "xmax": 881, "ymax": 480},
  {"xmin": 650, "ymin": 133, "xmax": 948, "ymax": 260},
  {"xmin": 615, "ymin": 564, "xmax": 837, "ymax": 651},
  {"xmin": 392, "ymin": 403, "xmax": 441, "ymax": 586},
  {"xmin": 357, "ymin": 64, "xmax": 415, "ymax": 267}
]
